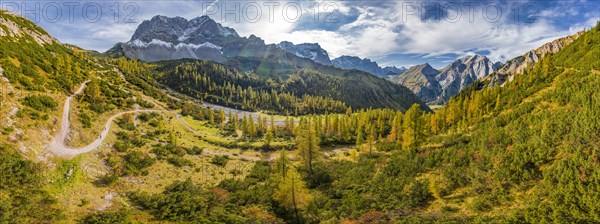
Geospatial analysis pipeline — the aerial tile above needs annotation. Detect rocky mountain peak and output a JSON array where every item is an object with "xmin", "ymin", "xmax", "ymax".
[
  {"xmin": 131, "ymin": 15, "xmax": 238, "ymax": 43},
  {"xmin": 432, "ymin": 54, "xmax": 499, "ymax": 104},
  {"xmin": 412, "ymin": 63, "xmax": 439, "ymax": 77},
  {"xmin": 276, "ymin": 41, "xmax": 332, "ymax": 65},
  {"xmin": 388, "ymin": 63, "xmax": 441, "ymax": 103},
  {"xmin": 119, "ymin": 15, "xmax": 244, "ymax": 62}
]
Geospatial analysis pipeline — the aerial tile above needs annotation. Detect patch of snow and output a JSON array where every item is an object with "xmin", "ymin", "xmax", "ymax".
[
  {"xmin": 310, "ymin": 51, "xmax": 318, "ymax": 60},
  {"xmin": 130, "ymin": 39, "xmax": 171, "ymax": 48},
  {"xmin": 177, "ymin": 42, "xmax": 222, "ymax": 50},
  {"xmin": 129, "ymin": 39, "xmax": 222, "ymax": 51}
]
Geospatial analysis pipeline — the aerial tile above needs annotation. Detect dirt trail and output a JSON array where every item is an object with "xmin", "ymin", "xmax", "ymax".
[{"xmin": 46, "ymin": 81, "xmax": 159, "ymax": 158}]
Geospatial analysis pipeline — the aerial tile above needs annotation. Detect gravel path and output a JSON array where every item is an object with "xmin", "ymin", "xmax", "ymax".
[{"xmin": 46, "ymin": 81, "xmax": 158, "ymax": 158}]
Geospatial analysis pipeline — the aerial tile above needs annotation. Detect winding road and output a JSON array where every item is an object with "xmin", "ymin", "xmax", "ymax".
[{"xmin": 46, "ymin": 81, "xmax": 158, "ymax": 158}]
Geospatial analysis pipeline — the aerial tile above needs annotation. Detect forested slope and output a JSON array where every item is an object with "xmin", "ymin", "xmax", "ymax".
[{"xmin": 153, "ymin": 59, "xmax": 428, "ymax": 115}]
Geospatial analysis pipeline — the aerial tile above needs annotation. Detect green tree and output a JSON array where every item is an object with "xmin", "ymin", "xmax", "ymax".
[
  {"xmin": 402, "ymin": 104, "xmax": 425, "ymax": 151},
  {"xmin": 296, "ymin": 119, "xmax": 320, "ymax": 174},
  {"xmin": 273, "ymin": 167, "xmax": 312, "ymax": 224}
]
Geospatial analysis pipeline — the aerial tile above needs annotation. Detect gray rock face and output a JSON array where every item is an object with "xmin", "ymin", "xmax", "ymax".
[
  {"xmin": 434, "ymin": 55, "xmax": 500, "ymax": 104},
  {"xmin": 120, "ymin": 15, "xmax": 239, "ymax": 62},
  {"xmin": 389, "ymin": 63, "xmax": 441, "ymax": 103},
  {"xmin": 332, "ymin": 56, "xmax": 407, "ymax": 77},
  {"xmin": 486, "ymin": 31, "xmax": 583, "ymax": 87},
  {"xmin": 131, "ymin": 15, "xmax": 238, "ymax": 43},
  {"xmin": 276, "ymin": 41, "xmax": 332, "ymax": 65}
]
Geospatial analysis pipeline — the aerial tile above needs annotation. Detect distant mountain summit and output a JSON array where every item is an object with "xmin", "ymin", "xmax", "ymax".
[
  {"xmin": 276, "ymin": 41, "xmax": 332, "ymax": 65},
  {"xmin": 110, "ymin": 15, "xmax": 265, "ymax": 62},
  {"xmin": 131, "ymin": 15, "xmax": 238, "ymax": 43},
  {"xmin": 332, "ymin": 56, "xmax": 407, "ymax": 77},
  {"xmin": 390, "ymin": 63, "xmax": 441, "ymax": 103}
]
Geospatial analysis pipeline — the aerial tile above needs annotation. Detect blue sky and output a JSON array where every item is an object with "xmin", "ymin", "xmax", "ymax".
[{"xmin": 4, "ymin": 0, "xmax": 599, "ymax": 68}]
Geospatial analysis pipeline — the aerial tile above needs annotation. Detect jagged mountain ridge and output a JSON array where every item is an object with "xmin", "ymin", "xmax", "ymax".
[
  {"xmin": 486, "ymin": 31, "xmax": 584, "ymax": 87},
  {"xmin": 332, "ymin": 55, "xmax": 407, "ymax": 77},
  {"xmin": 117, "ymin": 15, "xmax": 240, "ymax": 62},
  {"xmin": 115, "ymin": 15, "xmax": 407, "ymax": 79},
  {"xmin": 434, "ymin": 55, "xmax": 502, "ymax": 104},
  {"xmin": 111, "ymin": 15, "xmax": 283, "ymax": 63}
]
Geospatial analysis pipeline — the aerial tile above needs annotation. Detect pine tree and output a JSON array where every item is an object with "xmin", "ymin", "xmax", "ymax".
[
  {"xmin": 367, "ymin": 124, "xmax": 376, "ymax": 155},
  {"xmin": 296, "ymin": 119, "xmax": 320, "ymax": 174},
  {"xmin": 208, "ymin": 110, "xmax": 215, "ymax": 124},
  {"xmin": 264, "ymin": 128, "xmax": 274, "ymax": 147},
  {"xmin": 275, "ymin": 150, "xmax": 290, "ymax": 178},
  {"xmin": 218, "ymin": 109, "xmax": 226, "ymax": 126},
  {"xmin": 234, "ymin": 113, "xmax": 239, "ymax": 131},
  {"xmin": 356, "ymin": 122, "xmax": 364, "ymax": 147},
  {"xmin": 494, "ymin": 93, "xmax": 502, "ymax": 111},
  {"xmin": 270, "ymin": 115, "xmax": 276, "ymax": 132},
  {"xmin": 402, "ymin": 104, "xmax": 425, "ymax": 151},
  {"xmin": 272, "ymin": 167, "xmax": 311, "ymax": 224},
  {"xmin": 387, "ymin": 112, "xmax": 402, "ymax": 143}
]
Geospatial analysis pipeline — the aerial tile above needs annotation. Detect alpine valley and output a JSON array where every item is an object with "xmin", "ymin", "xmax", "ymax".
[{"xmin": 0, "ymin": 5, "xmax": 599, "ymax": 224}]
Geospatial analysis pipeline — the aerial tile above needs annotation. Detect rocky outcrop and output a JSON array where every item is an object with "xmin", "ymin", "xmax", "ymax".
[{"xmin": 0, "ymin": 10, "xmax": 56, "ymax": 45}]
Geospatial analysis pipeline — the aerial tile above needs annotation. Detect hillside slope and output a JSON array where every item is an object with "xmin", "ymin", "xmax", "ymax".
[{"xmin": 422, "ymin": 24, "xmax": 599, "ymax": 222}]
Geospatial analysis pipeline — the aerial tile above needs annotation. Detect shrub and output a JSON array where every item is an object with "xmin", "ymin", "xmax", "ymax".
[
  {"xmin": 211, "ymin": 156, "xmax": 229, "ymax": 167},
  {"xmin": 22, "ymin": 94, "xmax": 57, "ymax": 111},
  {"xmin": 79, "ymin": 111, "xmax": 92, "ymax": 128},
  {"xmin": 79, "ymin": 211, "xmax": 133, "ymax": 224},
  {"xmin": 123, "ymin": 151, "xmax": 155, "ymax": 175},
  {"xmin": 186, "ymin": 146, "xmax": 204, "ymax": 155},
  {"xmin": 167, "ymin": 156, "xmax": 194, "ymax": 167}
]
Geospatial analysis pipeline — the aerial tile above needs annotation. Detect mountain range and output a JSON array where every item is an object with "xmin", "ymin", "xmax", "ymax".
[
  {"xmin": 107, "ymin": 14, "xmax": 586, "ymax": 109},
  {"xmin": 275, "ymin": 41, "xmax": 332, "ymax": 65},
  {"xmin": 110, "ymin": 15, "xmax": 408, "ymax": 78},
  {"xmin": 332, "ymin": 56, "xmax": 407, "ymax": 77},
  {"xmin": 108, "ymin": 15, "xmax": 428, "ymax": 112},
  {"xmin": 389, "ymin": 55, "xmax": 502, "ymax": 105}
]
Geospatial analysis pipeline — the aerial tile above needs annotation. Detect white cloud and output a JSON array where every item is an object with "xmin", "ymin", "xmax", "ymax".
[{"xmin": 282, "ymin": 1, "xmax": 591, "ymax": 63}]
